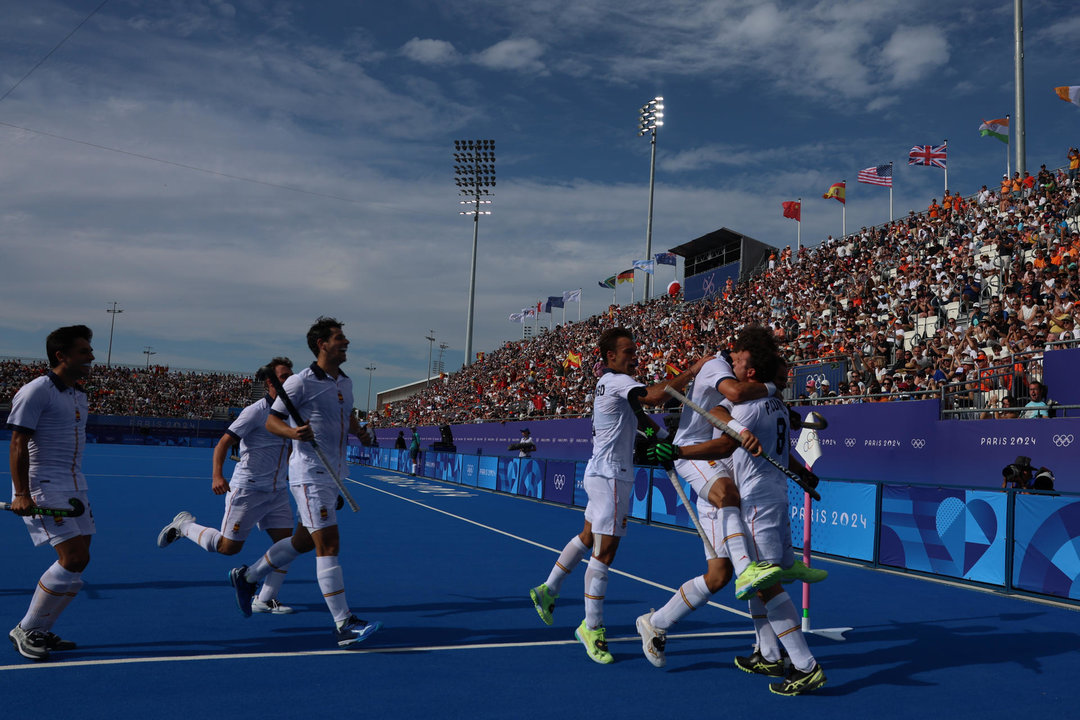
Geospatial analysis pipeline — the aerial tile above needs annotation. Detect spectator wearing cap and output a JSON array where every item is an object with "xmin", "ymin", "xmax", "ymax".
[{"xmin": 509, "ymin": 427, "xmax": 537, "ymax": 458}]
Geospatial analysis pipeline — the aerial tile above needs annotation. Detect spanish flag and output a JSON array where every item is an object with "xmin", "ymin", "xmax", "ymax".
[
  {"xmin": 564, "ymin": 351, "xmax": 582, "ymax": 369},
  {"xmin": 823, "ymin": 182, "xmax": 845, "ymax": 204},
  {"xmin": 665, "ymin": 363, "xmax": 683, "ymax": 377}
]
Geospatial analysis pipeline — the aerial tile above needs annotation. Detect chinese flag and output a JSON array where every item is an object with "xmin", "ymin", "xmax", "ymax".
[{"xmin": 782, "ymin": 201, "xmax": 801, "ymax": 221}]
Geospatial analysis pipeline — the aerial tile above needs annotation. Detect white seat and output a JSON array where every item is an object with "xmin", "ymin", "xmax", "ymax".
[{"xmin": 943, "ymin": 301, "xmax": 962, "ymax": 321}]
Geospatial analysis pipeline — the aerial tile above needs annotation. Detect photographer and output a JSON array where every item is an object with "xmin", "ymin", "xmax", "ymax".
[
  {"xmin": 1002, "ymin": 456, "xmax": 1055, "ymax": 492},
  {"xmin": 508, "ymin": 427, "xmax": 536, "ymax": 458}
]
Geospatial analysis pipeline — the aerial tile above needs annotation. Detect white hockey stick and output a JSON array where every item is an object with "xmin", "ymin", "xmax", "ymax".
[{"xmin": 664, "ymin": 387, "xmax": 821, "ymax": 501}]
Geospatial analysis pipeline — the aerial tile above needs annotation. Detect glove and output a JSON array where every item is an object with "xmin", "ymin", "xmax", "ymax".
[
  {"xmin": 336, "ymin": 494, "xmax": 345, "ymax": 511},
  {"xmin": 646, "ymin": 441, "xmax": 681, "ymax": 464}
]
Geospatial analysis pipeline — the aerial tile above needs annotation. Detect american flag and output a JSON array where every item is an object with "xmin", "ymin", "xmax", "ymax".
[
  {"xmin": 908, "ymin": 143, "xmax": 947, "ymax": 169},
  {"xmin": 857, "ymin": 164, "xmax": 893, "ymax": 187}
]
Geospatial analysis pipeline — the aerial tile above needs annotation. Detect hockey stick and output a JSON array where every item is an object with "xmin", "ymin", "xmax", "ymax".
[
  {"xmin": 635, "ymin": 429, "xmax": 718, "ymax": 560},
  {"xmin": 264, "ymin": 369, "xmax": 360, "ymax": 513},
  {"xmin": 664, "ymin": 387, "xmax": 821, "ymax": 501},
  {"xmin": 0, "ymin": 497, "xmax": 85, "ymax": 518}
]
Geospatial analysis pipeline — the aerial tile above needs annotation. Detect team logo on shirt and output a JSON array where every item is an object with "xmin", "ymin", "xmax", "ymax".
[
  {"xmin": 320, "ymin": 506, "xmax": 329, "ymax": 520},
  {"xmin": 54, "ymin": 516, "xmax": 64, "ymax": 527},
  {"xmin": 707, "ymin": 460, "xmax": 717, "ymax": 467},
  {"xmin": 75, "ymin": 408, "xmax": 81, "ymax": 421},
  {"xmin": 233, "ymin": 522, "xmax": 241, "ymax": 533},
  {"xmin": 337, "ymin": 391, "xmax": 344, "ymax": 404},
  {"xmin": 621, "ymin": 517, "xmax": 628, "ymax": 529}
]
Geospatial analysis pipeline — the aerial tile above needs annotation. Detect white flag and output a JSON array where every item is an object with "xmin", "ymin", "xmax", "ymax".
[
  {"xmin": 509, "ymin": 313, "xmax": 524, "ymax": 323},
  {"xmin": 563, "ymin": 289, "xmax": 581, "ymax": 303},
  {"xmin": 795, "ymin": 427, "xmax": 822, "ymax": 469}
]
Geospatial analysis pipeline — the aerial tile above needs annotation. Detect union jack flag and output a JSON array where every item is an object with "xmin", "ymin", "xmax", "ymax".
[
  {"xmin": 857, "ymin": 164, "xmax": 893, "ymax": 187},
  {"xmin": 908, "ymin": 143, "xmax": 947, "ymax": 169}
]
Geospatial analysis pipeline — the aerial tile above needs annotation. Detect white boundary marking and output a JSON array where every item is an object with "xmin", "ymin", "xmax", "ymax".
[{"xmin": 0, "ymin": 629, "xmax": 754, "ymax": 672}]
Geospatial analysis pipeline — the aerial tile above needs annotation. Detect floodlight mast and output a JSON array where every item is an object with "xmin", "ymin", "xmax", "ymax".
[
  {"xmin": 454, "ymin": 139, "xmax": 495, "ymax": 367},
  {"xmin": 638, "ymin": 97, "xmax": 664, "ymax": 301}
]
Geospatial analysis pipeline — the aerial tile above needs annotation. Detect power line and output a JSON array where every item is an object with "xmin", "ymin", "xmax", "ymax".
[{"xmin": 0, "ymin": 0, "xmax": 113, "ymax": 105}]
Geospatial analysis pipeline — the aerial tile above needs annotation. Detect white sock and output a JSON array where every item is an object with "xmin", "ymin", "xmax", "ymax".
[
  {"xmin": 21, "ymin": 562, "xmax": 80, "ymax": 632},
  {"xmin": 545, "ymin": 536, "xmax": 590, "ymax": 595},
  {"xmin": 316, "ymin": 555, "xmax": 351, "ymax": 624},
  {"xmin": 182, "ymin": 522, "xmax": 222, "ymax": 553},
  {"xmin": 720, "ymin": 506, "xmax": 752, "ymax": 575},
  {"xmin": 749, "ymin": 596, "xmax": 781, "ymax": 662},
  {"xmin": 246, "ymin": 537, "xmax": 302, "ymax": 584},
  {"xmin": 583, "ymin": 556, "xmax": 609, "ymax": 629},
  {"xmin": 765, "ymin": 591, "xmax": 816, "ymax": 672},
  {"xmin": 257, "ymin": 563, "xmax": 291, "ymax": 604},
  {"xmin": 651, "ymin": 575, "xmax": 711, "ymax": 630}
]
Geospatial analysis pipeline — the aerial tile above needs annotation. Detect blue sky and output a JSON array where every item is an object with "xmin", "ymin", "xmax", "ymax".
[{"xmin": 1, "ymin": 0, "xmax": 1078, "ymax": 404}]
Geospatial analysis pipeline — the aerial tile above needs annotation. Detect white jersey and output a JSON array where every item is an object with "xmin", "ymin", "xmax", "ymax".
[
  {"xmin": 673, "ymin": 353, "xmax": 735, "ymax": 445},
  {"xmin": 585, "ymin": 370, "xmax": 644, "ymax": 479},
  {"xmin": 6, "ymin": 373, "xmax": 89, "ymax": 493},
  {"xmin": 727, "ymin": 396, "xmax": 790, "ymax": 505},
  {"xmin": 270, "ymin": 363, "xmax": 352, "ymax": 487},
  {"xmin": 225, "ymin": 395, "xmax": 290, "ymax": 492}
]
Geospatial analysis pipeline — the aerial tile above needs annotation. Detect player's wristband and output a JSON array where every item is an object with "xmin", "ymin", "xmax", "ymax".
[
  {"xmin": 726, "ymin": 418, "xmax": 748, "ymax": 436},
  {"xmin": 764, "ymin": 382, "xmax": 777, "ymax": 397},
  {"xmin": 654, "ymin": 426, "xmax": 669, "ymax": 441}
]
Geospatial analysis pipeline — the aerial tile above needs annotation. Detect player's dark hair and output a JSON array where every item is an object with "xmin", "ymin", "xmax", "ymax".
[
  {"xmin": 307, "ymin": 316, "xmax": 343, "ymax": 357},
  {"xmin": 256, "ymin": 356, "xmax": 293, "ymax": 382},
  {"xmin": 733, "ymin": 326, "xmax": 779, "ymax": 383},
  {"xmin": 598, "ymin": 327, "xmax": 633, "ymax": 365},
  {"xmin": 45, "ymin": 325, "xmax": 93, "ymax": 368}
]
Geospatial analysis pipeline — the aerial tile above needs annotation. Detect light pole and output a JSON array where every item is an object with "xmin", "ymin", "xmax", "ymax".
[
  {"xmin": 143, "ymin": 346, "xmax": 156, "ymax": 369},
  {"xmin": 638, "ymin": 96, "xmax": 664, "ymax": 302},
  {"xmin": 425, "ymin": 331, "xmax": 436, "ymax": 386},
  {"xmin": 364, "ymin": 364, "xmax": 376, "ymax": 417},
  {"xmin": 454, "ymin": 139, "xmax": 495, "ymax": 367},
  {"xmin": 105, "ymin": 301, "xmax": 123, "ymax": 367}
]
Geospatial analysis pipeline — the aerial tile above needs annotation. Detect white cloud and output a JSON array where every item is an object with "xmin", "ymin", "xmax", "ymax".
[
  {"xmin": 472, "ymin": 38, "xmax": 546, "ymax": 73},
  {"xmin": 401, "ymin": 37, "xmax": 460, "ymax": 65},
  {"xmin": 879, "ymin": 25, "xmax": 950, "ymax": 86}
]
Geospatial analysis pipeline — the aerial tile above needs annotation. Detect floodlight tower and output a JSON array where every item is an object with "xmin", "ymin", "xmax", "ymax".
[
  {"xmin": 638, "ymin": 96, "xmax": 664, "ymax": 302},
  {"xmin": 454, "ymin": 139, "xmax": 495, "ymax": 367}
]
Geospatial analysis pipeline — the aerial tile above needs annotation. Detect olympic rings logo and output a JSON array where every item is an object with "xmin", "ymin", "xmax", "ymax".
[
  {"xmin": 1052, "ymin": 434, "xmax": 1075, "ymax": 448},
  {"xmin": 911, "ymin": 439, "xmax": 926, "ymax": 449},
  {"xmin": 845, "ymin": 438, "xmax": 856, "ymax": 447},
  {"xmin": 553, "ymin": 473, "xmax": 567, "ymax": 490},
  {"xmin": 804, "ymin": 372, "xmax": 828, "ymax": 385}
]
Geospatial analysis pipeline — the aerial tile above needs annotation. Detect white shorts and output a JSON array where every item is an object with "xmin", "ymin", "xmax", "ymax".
[
  {"xmin": 696, "ymin": 503, "xmax": 732, "ymax": 561},
  {"xmin": 220, "ymin": 486, "xmax": 294, "ymax": 541},
  {"xmin": 742, "ymin": 502, "xmax": 794, "ymax": 568},
  {"xmin": 22, "ymin": 488, "xmax": 95, "ymax": 548},
  {"xmin": 675, "ymin": 457, "xmax": 733, "ymax": 506},
  {"xmin": 291, "ymin": 483, "xmax": 339, "ymax": 532},
  {"xmin": 583, "ymin": 472, "xmax": 633, "ymax": 537}
]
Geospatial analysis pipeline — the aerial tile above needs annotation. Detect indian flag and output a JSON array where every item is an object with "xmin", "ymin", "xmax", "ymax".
[
  {"xmin": 1055, "ymin": 86, "xmax": 1080, "ymax": 107},
  {"xmin": 979, "ymin": 118, "xmax": 1009, "ymax": 144}
]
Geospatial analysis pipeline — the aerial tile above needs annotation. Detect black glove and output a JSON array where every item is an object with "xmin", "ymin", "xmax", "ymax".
[{"xmin": 646, "ymin": 441, "xmax": 681, "ymax": 464}]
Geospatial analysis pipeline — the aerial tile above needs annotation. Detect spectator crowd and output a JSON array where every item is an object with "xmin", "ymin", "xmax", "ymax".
[
  {"xmin": 384, "ymin": 157, "xmax": 1080, "ymax": 426},
  {"xmin": 0, "ymin": 359, "xmax": 251, "ymax": 419}
]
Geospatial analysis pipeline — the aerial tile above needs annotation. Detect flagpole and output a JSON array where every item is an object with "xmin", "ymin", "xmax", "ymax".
[
  {"xmin": 578, "ymin": 288, "xmax": 582, "ymax": 322},
  {"xmin": 841, "ymin": 181, "xmax": 846, "ymax": 238},
  {"xmin": 943, "ymin": 138, "xmax": 948, "ymax": 193},
  {"xmin": 1006, "ymin": 114, "xmax": 1011, "ymax": 178},
  {"xmin": 796, "ymin": 197, "xmax": 802, "ymax": 252},
  {"xmin": 889, "ymin": 162, "xmax": 894, "ymax": 222},
  {"xmin": 631, "ymin": 271, "xmax": 635, "ymax": 304}
]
